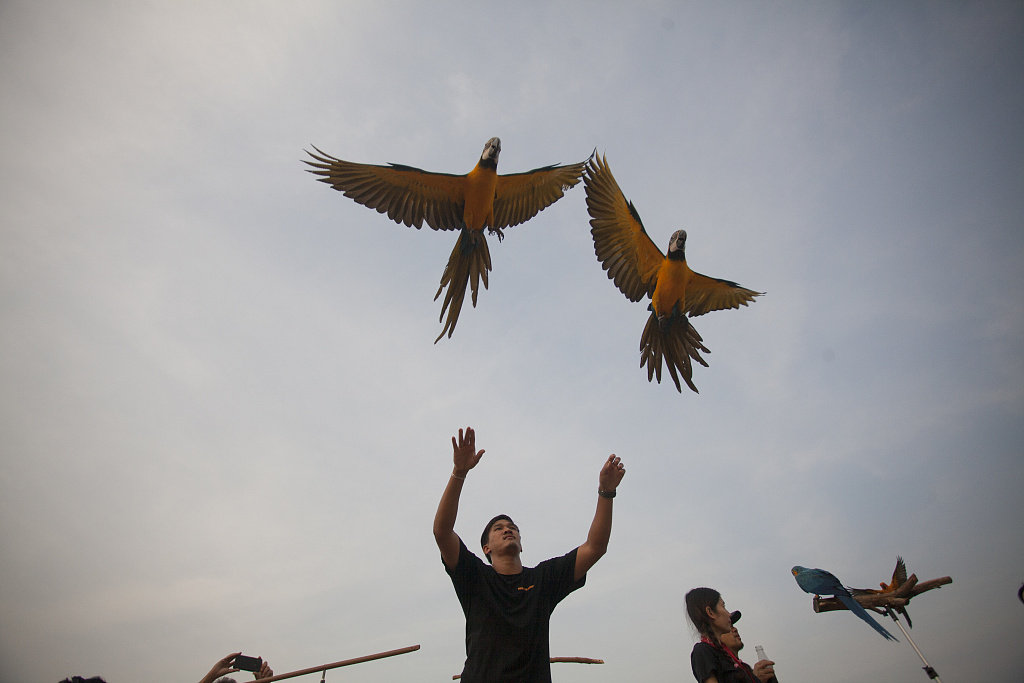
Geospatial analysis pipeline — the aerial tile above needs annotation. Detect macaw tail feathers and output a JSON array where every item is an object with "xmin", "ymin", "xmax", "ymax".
[
  {"xmin": 434, "ymin": 227, "xmax": 491, "ymax": 343},
  {"xmin": 836, "ymin": 594, "xmax": 899, "ymax": 641},
  {"xmin": 639, "ymin": 312, "xmax": 710, "ymax": 393},
  {"xmin": 895, "ymin": 605, "xmax": 913, "ymax": 629}
]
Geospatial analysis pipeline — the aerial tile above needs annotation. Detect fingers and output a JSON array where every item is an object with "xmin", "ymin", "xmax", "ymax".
[
  {"xmin": 220, "ymin": 653, "xmax": 242, "ymax": 667},
  {"xmin": 599, "ymin": 454, "xmax": 626, "ymax": 491},
  {"xmin": 604, "ymin": 454, "xmax": 625, "ymax": 473},
  {"xmin": 454, "ymin": 427, "xmax": 475, "ymax": 448}
]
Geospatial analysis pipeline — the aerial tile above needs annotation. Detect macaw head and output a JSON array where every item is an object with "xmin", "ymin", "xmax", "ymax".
[
  {"xmin": 481, "ymin": 137, "xmax": 501, "ymax": 165},
  {"xmin": 667, "ymin": 230, "xmax": 687, "ymax": 259},
  {"xmin": 791, "ymin": 566, "xmax": 806, "ymax": 577}
]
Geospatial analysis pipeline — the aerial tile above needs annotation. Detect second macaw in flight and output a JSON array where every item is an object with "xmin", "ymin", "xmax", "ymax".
[
  {"xmin": 305, "ymin": 138, "xmax": 588, "ymax": 342},
  {"xmin": 792, "ymin": 565, "xmax": 898, "ymax": 641},
  {"xmin": 583, "ymin": 154, "xmax": 762, "ymax": 393}
]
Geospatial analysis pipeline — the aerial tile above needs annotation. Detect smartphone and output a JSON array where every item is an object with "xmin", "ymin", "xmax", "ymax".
[{"xmin": 233, "ymin": 655, "xmax": 263, "ymax": 672}]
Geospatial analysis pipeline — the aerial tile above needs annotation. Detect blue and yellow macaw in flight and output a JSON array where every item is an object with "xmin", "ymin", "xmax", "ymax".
[
  {"xmin": 305, "ymin": 138, "xmax": 587, "ymax": 342},
  {"xmin": 583, "ymin": 154, "xmax": 762, "ymax": 393},
  {"xmin": 792, "ymin": 565, "xmax": 898, "ymax": 641}
]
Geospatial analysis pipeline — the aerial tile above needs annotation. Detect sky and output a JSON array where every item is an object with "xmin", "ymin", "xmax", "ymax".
[{"xmin": 1, "ymin": 2, "xmax": 1022, "ymax": 682}]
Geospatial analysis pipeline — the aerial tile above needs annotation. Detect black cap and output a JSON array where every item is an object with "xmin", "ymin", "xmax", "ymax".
[{"xmin": 730, "ymin": 610, "xmax": 742, "ymax": 624}]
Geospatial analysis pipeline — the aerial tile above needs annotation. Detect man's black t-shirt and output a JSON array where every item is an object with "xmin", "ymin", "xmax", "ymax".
[{"xmin": 444, "ymin": 538, "xmax": 585, "ymax": 683}]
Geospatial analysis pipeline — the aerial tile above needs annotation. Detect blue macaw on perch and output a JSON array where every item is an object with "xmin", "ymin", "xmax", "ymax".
[{"xmin": 791, "ymin": 565, "xmax": 898, "ymax": 641}]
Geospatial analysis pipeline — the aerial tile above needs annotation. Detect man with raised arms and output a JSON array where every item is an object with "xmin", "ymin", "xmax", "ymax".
[{"xmin": 433, "ymin": 426, "xmax": 626, "ymax": 683}]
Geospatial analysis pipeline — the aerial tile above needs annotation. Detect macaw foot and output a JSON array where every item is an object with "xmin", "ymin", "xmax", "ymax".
[{"xmin": 487, "ymin": 226, "xmax": 505, "ymax": 242}]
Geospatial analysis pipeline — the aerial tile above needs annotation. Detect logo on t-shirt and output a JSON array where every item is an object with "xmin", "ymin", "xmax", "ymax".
[{"xmin": 518, "ymin": 584, "xmax": 535, "ymax": 591}]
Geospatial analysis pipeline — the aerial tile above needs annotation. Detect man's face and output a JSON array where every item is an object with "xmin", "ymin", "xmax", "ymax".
[
  {"xmin": 484, "ymin": 519, "xmax": 521, "ymax": 556},
  {"xmin": 720, "ymin": 626, "xmax": 743, "ymax": 654}
]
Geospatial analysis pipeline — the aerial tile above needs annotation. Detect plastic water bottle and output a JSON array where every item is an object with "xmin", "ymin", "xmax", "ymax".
[{"xmin": 755, "ymin": 645, "xmax": 767, "ymax": 662}]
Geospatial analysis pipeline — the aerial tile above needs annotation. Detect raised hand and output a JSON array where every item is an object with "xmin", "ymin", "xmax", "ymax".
[
  {"xmin": 452, "ymin": 426, "xmax": 485, "ymax": 475},
  {"xmin": 598, "ymin": 454, "xmax": 626, "ymax": 493}
]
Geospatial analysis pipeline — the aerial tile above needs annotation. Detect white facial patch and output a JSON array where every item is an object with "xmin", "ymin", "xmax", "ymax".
[{"xmin": 482, "ymin": 137, "xmax": 501, "ymax": 162}]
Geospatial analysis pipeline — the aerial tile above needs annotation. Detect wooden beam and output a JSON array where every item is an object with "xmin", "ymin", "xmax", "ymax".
[
  {"xmin": 453, "ymin": 656, "xmax": 603, "ymax": 679},
  {"xmin": 252, "ymin": 645, "xmax": 419, "ymax": 683}
]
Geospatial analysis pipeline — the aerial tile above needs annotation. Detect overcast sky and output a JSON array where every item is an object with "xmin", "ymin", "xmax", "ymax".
[{"xmin": 1, "ymin": 2, "xmax": 1022, "ymax": 682}]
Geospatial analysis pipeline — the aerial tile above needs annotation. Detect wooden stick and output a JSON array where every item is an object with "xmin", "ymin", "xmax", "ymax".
[
  {"xmin": 812, "ymin": 575, "xmax": 952, "ymax": 614},
  {"xmin": 550, "ymin": 657, "xmax": 604, "ymax": 664},
  {"xmin": 453, "ymin": 657, "xmax": 603, "ymax": 679},
  {"xmin": 252, "ymin": 645, "xmax": 419, "ymax": 683}
]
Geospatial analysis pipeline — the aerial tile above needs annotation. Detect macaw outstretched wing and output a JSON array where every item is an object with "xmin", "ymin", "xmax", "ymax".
[
  {"xmin": 584, "ymin": 154, "xmax": 665, "ymax": 302},
  {"xmin": 491, "ymin": 159, "xmax": 587, "ymax": 230},
  {"xmin": 304, "ymin": 147, "xmax": 465, "ymax": 231},
  {"xmin": 684, "ymin": 271, "xmax": 762, "ymax": 317}
]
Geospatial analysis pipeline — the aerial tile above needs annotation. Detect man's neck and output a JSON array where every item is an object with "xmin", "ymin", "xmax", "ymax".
[{"xmin": 490, "ymin": 554, "xmax": 523, "ymax": 575}]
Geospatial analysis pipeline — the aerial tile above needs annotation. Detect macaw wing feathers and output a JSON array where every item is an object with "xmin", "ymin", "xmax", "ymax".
[
  {"xmin": 585, "ymin": 154, "xmax": 664, "ymax": 302},
  {"xmin": 304, "ymin": 147, "xmax": 465, "ymax": 231},
  {"xmin": 684, "ymin": 271, "xmax": 763, "ymax": 317},
  {"xmin": 892, "ymin": 556, "xmax": 908, "ymax": 588},
  {"xmin": 491, "ymin": 159, "xmax": 587, "ymax": 230}
]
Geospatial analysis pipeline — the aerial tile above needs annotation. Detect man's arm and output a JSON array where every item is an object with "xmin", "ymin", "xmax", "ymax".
[
  {"xmin": 574, "ymin": 454, "xmax": 626, "ymax": 581},
  {"xmin": 433, "ymin": 426, "xmax": 485, "ymax": 570}
]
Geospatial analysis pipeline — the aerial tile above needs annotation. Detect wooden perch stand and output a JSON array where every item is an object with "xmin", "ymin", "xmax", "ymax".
[
  {"xmin": 253, "ymin": 645, "xmax": 419, "ymax": 683},
  {"xmin": 452, "ymin": 657, "xmax": 603, "ymax": 679},
  {"xmin": 812, "ymin": 574, "xmax": 952, "ymax": 614}
]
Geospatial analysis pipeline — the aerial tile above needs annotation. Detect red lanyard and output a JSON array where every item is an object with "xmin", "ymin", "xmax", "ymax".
[{"xmin": 701, "ymin": 636, "xmax": 759, "ymax": 683}]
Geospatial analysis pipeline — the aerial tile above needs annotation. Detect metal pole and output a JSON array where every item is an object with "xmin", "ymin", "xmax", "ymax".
[{"xmin": 887, "ymin": 611, "xmax": 942, "ymax": 682}]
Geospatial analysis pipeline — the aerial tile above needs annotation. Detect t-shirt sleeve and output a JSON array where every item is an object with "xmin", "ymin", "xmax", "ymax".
[
  {"xmin": 691, "ymin": 642, "xmax": 723, "ymax": 683},
  {"xmin": 444, "ymin": 538, "xmax": 484, "ymax": 616},
  {"xmin": 445, "ymin": 538, "xmax": 479, "ymax": 579},
  {"xmin": 538, "ymin": 547, "xmax": 586, "ymax": 605}
]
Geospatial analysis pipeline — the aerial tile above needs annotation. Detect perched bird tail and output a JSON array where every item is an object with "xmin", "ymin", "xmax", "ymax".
[
  {"xmin": 836, "ymin": 594, "xmax": 899, "ymax": 641},
  {"xmin": 639, "ymin": 312, "xmax": 710, "ymax": 393},
  {"xmin": 434, "ymin": 228, "xmax": 492, "ymax": 343}
]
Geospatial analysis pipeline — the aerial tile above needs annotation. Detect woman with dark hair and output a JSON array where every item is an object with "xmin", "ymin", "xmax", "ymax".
[{"xmin": 685, "ymin": 587, "xmax": 778, "ymax": 683}]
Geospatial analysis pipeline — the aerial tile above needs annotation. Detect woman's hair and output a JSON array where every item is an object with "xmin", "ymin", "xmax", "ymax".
[{"xmin": 685, "ymin": 587, "xmax": 722, "ymax": 640}]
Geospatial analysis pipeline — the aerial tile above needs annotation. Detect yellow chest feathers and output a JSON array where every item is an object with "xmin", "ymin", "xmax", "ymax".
[
  {"xmin": 652, "ymin": 259, "xmax": 692, "ymax": 318},
  {"xmin": 463, "ymin": 165, "xmax": 499, "ymax": 230}
]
